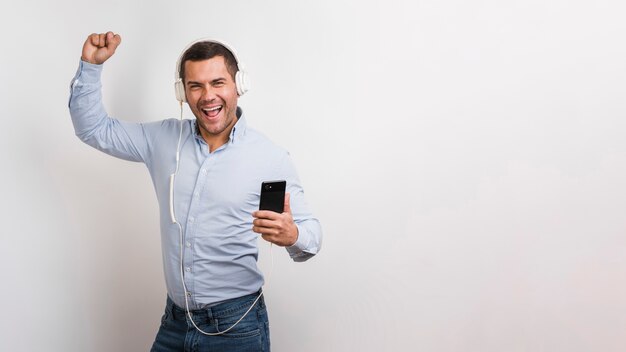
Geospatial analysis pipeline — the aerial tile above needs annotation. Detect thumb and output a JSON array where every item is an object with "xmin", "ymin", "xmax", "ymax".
[{"xmin": 283, "ymin": 192, "xmax": 292, "ymax": 214}]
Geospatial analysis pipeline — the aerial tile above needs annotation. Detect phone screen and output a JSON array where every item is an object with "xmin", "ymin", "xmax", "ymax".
[{"xmin": 259, "ymin": 180, "xmax": 286, "ymax": 213}]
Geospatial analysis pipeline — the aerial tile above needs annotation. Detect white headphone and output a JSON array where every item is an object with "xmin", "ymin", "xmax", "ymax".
[{"xmin": 174, "ymin": 38, "xmax": 250, "ymax": 102}]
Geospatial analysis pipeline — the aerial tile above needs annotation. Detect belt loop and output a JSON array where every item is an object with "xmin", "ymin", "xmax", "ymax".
[{"xmin": 205, "ymin": 305, "xmax": 215, "ymax": 322}]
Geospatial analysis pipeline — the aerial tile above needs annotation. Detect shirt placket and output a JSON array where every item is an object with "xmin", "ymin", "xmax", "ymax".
[{"xmin": 182, "ymin": 152, "xmax": 216, "ymax": 309}]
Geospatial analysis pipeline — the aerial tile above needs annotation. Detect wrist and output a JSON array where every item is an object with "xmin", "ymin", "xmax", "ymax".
[
  {"xmin": 288, "ymin": 224, "xmax": 299, "ymax": 247},
  {"xmin": 81, "ymin": 56, "xmax": 100, "ymax": 65}
]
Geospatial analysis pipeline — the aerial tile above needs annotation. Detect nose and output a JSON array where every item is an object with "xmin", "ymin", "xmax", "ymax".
[{"xmin": 200, "ymin": 85, "xmax": 217, "ymax": 102}]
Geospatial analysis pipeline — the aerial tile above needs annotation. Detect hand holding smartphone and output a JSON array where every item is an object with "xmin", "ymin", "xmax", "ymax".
[{"xmin": 255, "ymin": 180, "xmax": 299, "ymax": 247}]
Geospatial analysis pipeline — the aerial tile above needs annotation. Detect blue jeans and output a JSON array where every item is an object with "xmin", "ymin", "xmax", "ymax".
[{"xmin": 150, "ymin": 292, "xmax": 271, "ymax": 352}]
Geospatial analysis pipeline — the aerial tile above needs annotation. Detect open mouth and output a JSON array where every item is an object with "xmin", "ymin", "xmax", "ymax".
[{"xmin": 201, "ymin": 105, "xmax": 223, "ymax": 119}]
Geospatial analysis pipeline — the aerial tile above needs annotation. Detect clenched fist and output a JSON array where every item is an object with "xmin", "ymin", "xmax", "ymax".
[{"xmin": 81, "ymin": 32, "xmax": 122, "ymax": 65}]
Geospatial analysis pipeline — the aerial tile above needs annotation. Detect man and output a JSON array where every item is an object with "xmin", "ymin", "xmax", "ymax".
[{"xmin": 69, "ymin": 31, "xmax": 322, "ymax": 352}]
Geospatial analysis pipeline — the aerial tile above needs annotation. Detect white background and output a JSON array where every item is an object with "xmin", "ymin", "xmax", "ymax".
[{"xmin": 1, "ymin": 0, "xmax": 625, "ymax": 351}]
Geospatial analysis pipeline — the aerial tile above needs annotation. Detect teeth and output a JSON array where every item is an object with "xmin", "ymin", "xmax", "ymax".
[{"xmin": 202, "ymin": 106, "xmax": 222, "ymax": 112}]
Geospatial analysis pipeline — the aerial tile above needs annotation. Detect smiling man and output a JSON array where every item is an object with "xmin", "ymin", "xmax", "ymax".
[{"xmin": 69, "ymin": 32, "xmax": 322, "ymax": 352}]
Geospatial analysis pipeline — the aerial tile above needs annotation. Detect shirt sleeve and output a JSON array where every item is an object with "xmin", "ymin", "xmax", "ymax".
[
  {"xmin": 279, "ymin": 152, "xmax": 323, "ymax": 262},
  {"xmin": 68, "ymin": 60, "xmax": 153, "ymax": 163}
]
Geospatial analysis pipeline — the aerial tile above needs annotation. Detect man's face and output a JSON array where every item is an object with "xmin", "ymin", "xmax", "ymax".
[{"xmin": 184, "ymin": 56, "xmax": 238, "ymax": 147}]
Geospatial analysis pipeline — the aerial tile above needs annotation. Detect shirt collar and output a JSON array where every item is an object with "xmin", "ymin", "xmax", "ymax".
[
  {"xmin": 194, "ymin": 106, "xmax": 247, "ymax": 145},
  {"xmin": 229, "ymin": 106, "xmax": 247, "ymax": 144}
]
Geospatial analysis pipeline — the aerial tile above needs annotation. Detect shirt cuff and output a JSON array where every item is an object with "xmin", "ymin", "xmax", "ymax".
[
  {"xmin": 286, "ymin": 224, "xmax": 310, "ymax": 257},
  {"xmin": 72, "ymin": 60, "xmax": 103, "ymax": 86}
]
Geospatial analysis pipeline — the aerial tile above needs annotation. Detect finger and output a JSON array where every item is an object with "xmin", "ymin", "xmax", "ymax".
[
  {"xmin": 253, "ymin": 210, "xmax": 281, "ymax": 220},
  {"xmin": 89, "ymin": 33, "xmax": 99, "ymax": 46},
  {"xmin": 284, "ymin": 193, "xmax": 291, "ymax": 214},
  {"xmin": 261, "ymin": 232, "xmax": 284, "ymax": 244},
  {"xmin": 253, "ymin": 218, "xmax": 270, "ymax": 227},
  {"xmin": 253, "ymin": 225, "xmax": 278, "ymax": 236},
  {"xmin": 104, "ymin": 32, "xmax": 120, "ymax": 53},
  {"xmin": 109, "ymin": 33, "xmax": 122, "ymax": 50},
  {"xmin": 105, "ymin": 32, "xmax": 119, "ymax": 46},
  {"xmin": 261, "ymin": 232, "xmax": 295, "ymax": 247},
  {"xmin": 261, "ymin": 234, "xmax": 273, "ymax": 243},
  {"xmin": 99, "ymin": 33, "xmax": 107, "ymax": 48},
  {"xmin": 252, "ymin": 222, "xmax": 271, "ymax": 233}
]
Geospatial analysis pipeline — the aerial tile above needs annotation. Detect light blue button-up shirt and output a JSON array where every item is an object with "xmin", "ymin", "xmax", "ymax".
[{"xmin": 69, "ymin": 61, "xmax": 322, "ymax": 309}]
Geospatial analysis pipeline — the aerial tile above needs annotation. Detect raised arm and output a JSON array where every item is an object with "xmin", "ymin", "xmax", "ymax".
[{"xmin": 69, "ymin": 32, "xmax": 154, "ymax": 163}]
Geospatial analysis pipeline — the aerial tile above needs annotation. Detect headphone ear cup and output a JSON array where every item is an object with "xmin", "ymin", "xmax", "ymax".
[
  {"xmin": 235, "ymin": 71, "xmax": 250, "ymax": 96},
  {"xmin": 235, "ymin": 71, "xmax": 243, "ymax": 96},
  {"xmin": 175, "ymin": 79, "xmax": 186, "ymax": 102}
]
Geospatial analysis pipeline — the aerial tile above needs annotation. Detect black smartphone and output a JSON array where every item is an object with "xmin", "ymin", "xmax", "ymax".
[{"xmin": 259, "ymin": 180, "xmax": 286, "ymax": 213}]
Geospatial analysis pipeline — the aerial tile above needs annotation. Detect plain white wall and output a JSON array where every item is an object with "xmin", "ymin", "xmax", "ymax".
[{"xmin": 1, "ymin": 0, "xmax": 625, "ymax": 351}]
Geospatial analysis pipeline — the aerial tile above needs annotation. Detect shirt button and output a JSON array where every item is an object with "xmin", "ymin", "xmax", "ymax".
[
  {"xmin": 201, "ymin": 169, "xmax": 207, "ymax": 174},
  {"xmin": 185, "ymin": 267, "xmax": 191, "ymax": 272},
  {"xmin": 187, "ymin": 292, "xmax": 192, "ymax": 297},
  {"xmin": 186, "ymin": 242, "xmax": 191, "ymax": 248}
]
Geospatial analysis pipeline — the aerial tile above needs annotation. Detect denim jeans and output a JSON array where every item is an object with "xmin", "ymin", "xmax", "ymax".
[{"xmin": 150, "ymin": 292, "xmax": 270, "ymax": 352}]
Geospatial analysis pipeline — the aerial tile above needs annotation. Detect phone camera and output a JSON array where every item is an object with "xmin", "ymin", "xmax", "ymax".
[{"xmin": 265, "ymin": 184, "xmax": 272, "ymax": 190}]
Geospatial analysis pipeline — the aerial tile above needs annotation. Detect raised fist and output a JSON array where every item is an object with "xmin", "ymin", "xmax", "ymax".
[{"xmin": 81, "ymin": 32, "xmax": 122, "ymax": 65}]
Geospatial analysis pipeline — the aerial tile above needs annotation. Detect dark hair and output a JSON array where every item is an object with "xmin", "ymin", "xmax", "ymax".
[{"xmin": 179, "ymin": 41, "xmax": 238, "ymax": 82}]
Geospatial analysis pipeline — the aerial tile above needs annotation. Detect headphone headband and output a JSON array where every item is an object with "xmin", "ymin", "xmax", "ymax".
[{"xmin": 174, "ymin": 38, "xmax": 250, "ymax": 102}]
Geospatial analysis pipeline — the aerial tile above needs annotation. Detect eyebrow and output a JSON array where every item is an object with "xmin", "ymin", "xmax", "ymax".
[{"xmin": 186, "ymin": 78, "xmax": 227, "ymax": 85}]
